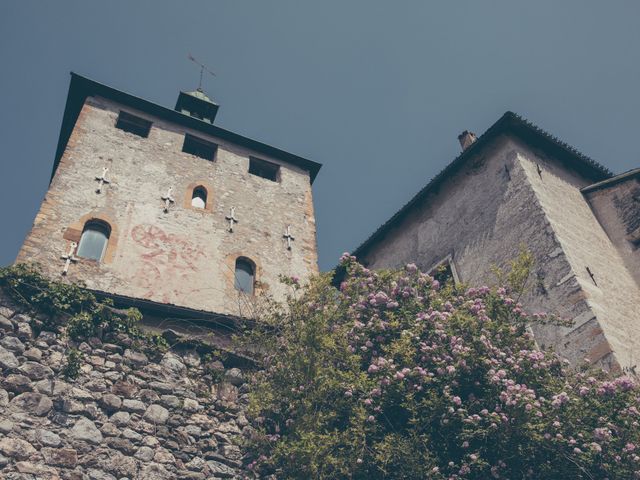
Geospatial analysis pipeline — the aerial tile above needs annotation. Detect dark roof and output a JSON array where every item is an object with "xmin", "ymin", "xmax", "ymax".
[
  {"xmin": 352, "ymin": 111, "xmax": 613, "ymax": 259},
  {"xmin": 52, "ymin": 73, "xmax": 322, "ymax": 183},
  {"xmin": 581, "ymin": 167, "xmax": 640, "ymax": 194}
]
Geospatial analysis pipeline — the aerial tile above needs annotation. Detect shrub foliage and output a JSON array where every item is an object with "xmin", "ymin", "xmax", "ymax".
[{"xmin": 245, "ymin": 254, "xmax": 640, "ymax": 479}]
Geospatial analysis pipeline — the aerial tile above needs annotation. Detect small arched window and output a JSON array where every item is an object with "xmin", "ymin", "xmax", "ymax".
[
  {"xmin": 76, "ymin": 221, "xmax": 111, "ymax": 262},
  {"xmin": 191, "ymin": 186, "xmax": 207, "ymax": 209},
  {"xmin": 234, "ymin": 257, "xmax": 255, "ymax": 294}
]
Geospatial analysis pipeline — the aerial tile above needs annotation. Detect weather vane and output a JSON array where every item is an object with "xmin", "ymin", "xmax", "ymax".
[{"xmin": 188, "ymin": 54, "xmax": 216, "ymax": 92}]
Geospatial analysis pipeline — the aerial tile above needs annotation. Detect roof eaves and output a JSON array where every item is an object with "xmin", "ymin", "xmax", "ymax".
[
  {"xmin": 581, "ymin": 166, "xmax": 640, "ymax": 193},
  {"xmin": 351, "ymin": 111, "xmax": 612, "ymax": 260},
  {"xmin": 52, "ymin": 72, "xmax": 322, "ymax": 183}
]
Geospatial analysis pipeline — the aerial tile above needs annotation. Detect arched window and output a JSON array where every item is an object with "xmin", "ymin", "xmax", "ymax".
[
  {"xmin": 234, "ymin": 257, "xmax": 255, "ymax": 294},
  {"xmin": 191, "ymin": 186, "xmax": 207, "ymax": 209},
  {"xmin": 76, "ymin": 221, "xmax": 111, "ymax": 262}
]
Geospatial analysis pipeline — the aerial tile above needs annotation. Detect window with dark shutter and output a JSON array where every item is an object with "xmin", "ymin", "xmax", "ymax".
[
  {"xmin": 249, "ymin": 157, "xmax": 280, "ymax": 182},
  {"xmin": 115, "ymin": 111, "xmax": 152, "ymax": 137},
  {"xmin": 182, "ymin": 134, "xmax": 217, "ymax": 161}
]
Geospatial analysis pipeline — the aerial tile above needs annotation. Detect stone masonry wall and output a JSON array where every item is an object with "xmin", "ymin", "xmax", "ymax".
[
  {"xmin": 0, "ymin": 288, "xmax": 251, "ymax": 480},
  {"xmin": 17, "ymin": 95, "xmax": 318, "ymax": 317},
  {"xmin": 583, "ymin": 175, "xmax": 640, "ymax": 287},
  {"xmin": 358, "ymin": 136, "xmax": 636, "ymax": 369}
]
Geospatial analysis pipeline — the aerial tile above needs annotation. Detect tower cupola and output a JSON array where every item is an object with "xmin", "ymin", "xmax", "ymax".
[{"xmin": 175, "ymin": 88, "xmax": 219, "ymax": 124}]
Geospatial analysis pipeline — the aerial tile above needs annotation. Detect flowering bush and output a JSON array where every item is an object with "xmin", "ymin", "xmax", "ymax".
[{"xmin": 245, "ymin": 254, "xmax": 640, "ymax": 479}]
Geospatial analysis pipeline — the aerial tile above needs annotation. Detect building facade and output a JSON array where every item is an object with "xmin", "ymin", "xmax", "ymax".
[
  {"xmin": 352, "ymin": 112, "xmax": 640, "ymax": 372},
  {"xmin": 16, "ymin": 75, "xmax": 640, "ymax": 370},
  {"xmin": 17, "ymin": 73, "xmax": 321, "ymax": 321}
]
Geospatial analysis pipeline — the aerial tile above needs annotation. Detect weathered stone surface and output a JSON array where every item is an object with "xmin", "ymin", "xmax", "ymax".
[
  {"xmin": 139, "ymin": 388, "xmax": 160, "ymax": 403},
  {"xmin": 42, "ymin": 447, "xmax": 78, "ymax": 467},
  {"xmin": 122, "ymin": 398, "xmax": 146, "ymax": 413},
  {"xmin": 0, "ymin": 315, "xmax": 13, "ymax": 333},
  {"xmin": 70, "ymin": 417, "xmax": 103, "ymax": 445},
  {"xmin": 0, "ymin": 438, "xmax": 36, "ymax": 459},
  {"xmin": 111, "ymin": 380, "xmax": 137, "ymax": 398},
  {"xmin": 134, "ymin": 446, "xmax": 155, "ymax": 462},
  {"xmin": 109, "ymin": 411, "xmax": 131, "ymax": 427},
  {"xmin": 18, "ymin": 361, "xmax": 53, "ymax": 380},
  {"xmin": 3, "ymin": 374, "xmax": 33, "ymax": 393},
  {"xmin": 123, "ymin": 349, "xmax": 148, "ymax": 367},
  {"xmin": 105, "ymin": 437, "xmax": 136, "ymax": 455},
  {"xmin": 36, "ymin": 429, "xmax": 62, "ymax": 447},
  {"xmin": 207, "ymin": 460, "xmax": 237, "ymax": 478},
  {"xmin": 15, "ymin": 460, "xmax": 58, "ymax": 476},
  {"xmin": 160, "ymin": 394, "xmax": 181, "ymax": 408},
  {"xmin": 0, "ymin": 336, "xmax": 25, "ymax": 353},
  {"xmin": 0, "ymin": 420, "xmax": 14, "ymax": 434},
  {"xmin": 0, "ymin": 388, "xmax": 9, "ymax": 407},
  {"xmin": 16, "ymin": 322, "xmax": 33, "ymax": 340},
  {"xmin": 10, "ymin": 392, "xmax": 53, "ymax": 416},
  {"xmin": 99, "ymin": 393, "xmax": 122, "ymax": 412},
  {"xmin": 23, "ymin": 347, "xmax": 42, "ymax": 361},
  {"xmin": 143, "ymin": 404, "xmax": 169, "ymax": 424},
  {"xmin": 0, "ymin": 345, "xmax": 19, "ymax": 369},
  {"xmin": 153, "ymin": 447, "xmax": 175, "ymax": 463},
  {"xmin": 183, "ymin": 397, "xmax": 200, "ymax": 412},
  {"xmin": 139, "ymin": 462, "xmax": 172, "ymax": 480},
  {"xmin": 160, "ymin": 352, "xmax": 187, "ymax": 376}
]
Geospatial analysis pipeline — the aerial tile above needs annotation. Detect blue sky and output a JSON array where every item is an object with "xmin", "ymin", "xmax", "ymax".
[{"xmin": 1, "ymin": 1, "xmax": 639, "ymax": 270}]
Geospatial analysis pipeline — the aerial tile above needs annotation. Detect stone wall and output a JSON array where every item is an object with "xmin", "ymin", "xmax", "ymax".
[
  {"xmin": 17, "ymin": 95, "xmax": 319, "ymax": 317},
  {"xmin": 583, "ymin": 172, "xmax": 640, "ymax": 286},
  {"xmin": 0, "ymin": 288, "xmax": 251, "ymax": 480}
]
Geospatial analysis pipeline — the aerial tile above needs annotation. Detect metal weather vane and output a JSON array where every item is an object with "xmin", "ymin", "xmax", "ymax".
[{"xmin": 188, "ymin": 54, "xmax": 216, "ymax": 91}]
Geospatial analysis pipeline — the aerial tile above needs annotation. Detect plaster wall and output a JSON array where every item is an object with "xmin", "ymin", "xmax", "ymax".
[
  {"xmin": 359, "ymin": 137, "xmax": 635, "ymax": 368},
  {"xmin": 517, "ymin": 145, "xmax": 640, "ymax": 372},
  {"xmin": 17, "ymin": 96, "xmax": 319, "ymax": 317},
  {"xmin": 583, "ymin": 175, "xmax": 640, "ymax": 286}
]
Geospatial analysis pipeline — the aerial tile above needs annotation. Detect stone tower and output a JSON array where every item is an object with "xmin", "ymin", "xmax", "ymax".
[
  {"xmin": 352, "ymin": 112, "xmax": 640, "ymax": 372},
  {"xmin": 17, "ymin": 73, "xmax": 321, "ymax": 322}
]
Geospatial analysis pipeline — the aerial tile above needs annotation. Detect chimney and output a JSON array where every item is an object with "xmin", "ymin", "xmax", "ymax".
[{"xmin": 458, "ymin": 130, "xmax": 477, "ymax": 151}]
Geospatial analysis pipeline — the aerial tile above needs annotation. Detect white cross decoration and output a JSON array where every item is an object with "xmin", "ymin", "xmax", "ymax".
[
  {"xmin": 225, "ymin": 207, "xmax": 238, "ymax": 232},
  {"xmin": 161, "ymin": 187, "xmax": 175, "ymax": 213},
  {"xmin": 283, "ymin": 225, "xmax": 295, "ymax": 250},
  {"xmin": 61, "ymin": 242, "xmax": 78, "ymax": 275},
  {"xmin": 95, "ymin": 167, "xmax": 110, "ymax": 194}
]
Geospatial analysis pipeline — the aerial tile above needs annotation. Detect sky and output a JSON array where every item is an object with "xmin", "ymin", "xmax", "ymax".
[{"xmin": 1, "ymin": 1, "xmax": 639, "ymax": 271}]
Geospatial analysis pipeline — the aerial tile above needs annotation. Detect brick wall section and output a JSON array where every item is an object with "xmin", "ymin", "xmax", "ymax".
[
  {"xmin": 17, "ymin": 96, "xmax": 319, "ymax": 317},
  {"xmin": 359, "ymin": 136, "xmax": 637, "ymax": 369},
  {"xmin": 583, "ymin": 176, "xmax": 640, "ymax": 286}
]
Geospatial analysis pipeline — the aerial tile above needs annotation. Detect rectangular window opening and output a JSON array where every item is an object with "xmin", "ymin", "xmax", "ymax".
[
  {"xmin": 428, "ymin": 255, "xmax": 459, "ymax": 286},
  {"xmin": 249, "ymin": 157, "xmax": 280, "ymax": 182},
  {"xmin": 115, "ymin": 111, "xmax": 152, "ymax": 138},
  {"xmin": 182, "ymin": 134, "xmax": 217, "ymax": 161}
]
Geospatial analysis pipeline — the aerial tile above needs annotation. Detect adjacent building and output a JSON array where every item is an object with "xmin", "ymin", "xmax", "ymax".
[{"xmin": 352, "ymin": 112, "xmax": 640, "ymax": 372}]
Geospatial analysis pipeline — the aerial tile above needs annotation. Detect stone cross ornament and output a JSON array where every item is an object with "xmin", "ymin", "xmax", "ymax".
[
  {"xmin": 95, "ymin": 167, "xmax": 110, "ymax": 194},
  {"xmin": 225, "ymin": 207, "xmax": 238, "ymax": 232},
  {"xmin": 61, "ymin": 242, "xmax": 78, "ymax": 275},
  {"xmin": 283, "ymin": 225, "xmax": 295, "ymax": 250},
  {"xmin": 161, "ymin": 187, "xmax": 175, "ymax": 213}
]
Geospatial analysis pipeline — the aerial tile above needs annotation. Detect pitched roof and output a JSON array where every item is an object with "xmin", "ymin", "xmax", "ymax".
[
  {"xmin": 52, "ymin": 73, "xmax": 322, "ymax": 183},
  {"xmin": 352, "ymin": 111, "xmax": 613, "ymax": 259},
  {"xmin": 581, "ymin": 166, "xmax": 640, "ymax": 193}
]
